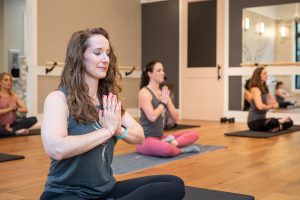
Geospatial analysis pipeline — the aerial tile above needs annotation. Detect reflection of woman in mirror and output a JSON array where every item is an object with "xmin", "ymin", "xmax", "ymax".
[
  {"xmin": 275, "ymin": 81, "xmax": 296, "ymax": 108},
  {"xmin": 243, "ymin": 79, "xmax": 252, "ymax": 111},
  {"xmin": 247, "ymin": 67, "xmax": 293, "ymax": 132}
]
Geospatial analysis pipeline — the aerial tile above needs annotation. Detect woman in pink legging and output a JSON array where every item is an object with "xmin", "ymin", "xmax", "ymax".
[{"xmin": 137, "ymin": 60, "xmax": 200, "ymax": 157}]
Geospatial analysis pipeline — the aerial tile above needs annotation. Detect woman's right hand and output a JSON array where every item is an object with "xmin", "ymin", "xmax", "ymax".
[
  {"xmin": 98, "ymin": 93, "xmax": 121, "ymax": 135},
  {"xmin": 9, "ymin": 102, "xmax": 18, "ymax": 111},
  {"xmin": 161, "ymin": 85, "xmax": 170, "ymax": 104}
]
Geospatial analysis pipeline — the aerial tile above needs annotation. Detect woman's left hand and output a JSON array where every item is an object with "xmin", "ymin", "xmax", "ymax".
[{"xmin": 98, "ymin": 93, "xmax": 121, "ymax": 135}]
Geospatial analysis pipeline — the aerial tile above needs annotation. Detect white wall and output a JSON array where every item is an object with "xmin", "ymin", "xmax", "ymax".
[{"xmin": 4, "ymin": 0, "xmax": 25, "ymax": 71}]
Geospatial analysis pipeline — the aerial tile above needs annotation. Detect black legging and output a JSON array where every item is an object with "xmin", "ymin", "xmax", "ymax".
[
  {"xmin": 0, "ymin": 116, "xmax": 37, "ymax": 136},
  {"xmin": 278, "ymin": 101, "xmax": 294, "ymax": 108},
  {"xmin": 248, "ymin": 118, "xmax": 293, "ymax": 132},
  {"xmin": 40, "ymin": 175, "xmax": 185, "ymax": 200},
  {"xmin": 11, "ymin": 116, "xmax": 37, "ymax": 131}
]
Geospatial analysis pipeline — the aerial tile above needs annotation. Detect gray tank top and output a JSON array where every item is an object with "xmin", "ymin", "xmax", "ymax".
[
  {"xmin": 275, "ymin": 94, "xmax": 284, "ymax": 103},
  {"xmin": 44, "ymin": 87, "xmax": 117, "ymax": 199},
  {"xmin": 140, "ymin": 87, "xmax": 164, "ymax": 138},
  {"xmin": 247, "ymin": 92, "xmax": 268, "ymax": 122}
]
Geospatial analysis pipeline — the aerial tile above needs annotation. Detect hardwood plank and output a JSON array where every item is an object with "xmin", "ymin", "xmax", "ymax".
[{"xmin": 1, "ymin": 120, "xmax": 300, "ymax": 199}]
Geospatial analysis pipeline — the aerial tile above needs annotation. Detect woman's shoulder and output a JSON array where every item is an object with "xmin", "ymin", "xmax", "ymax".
[
  {"xmin": 45, "ymin": 90, "xmax": 66, "ymax": 104},
  {"xmin": 139, "ymin": 87, "xmax": 150, "ymax": 95},
  {"xmin": 250, "ymin": 87, "xmax": 261, "ymax": 94},
  {"xmin": 138, "ymin": 87, "xmax": 153, "ymax": 99}
]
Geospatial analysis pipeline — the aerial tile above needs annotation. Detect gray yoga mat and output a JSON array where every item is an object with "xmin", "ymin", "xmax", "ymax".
[
  {"xmin": 184, "ymin": 186, "xmax": 254, "ymax": 200},
  {"xmin": 0, "ymin": 153, "xmax": 25, "ymax": 162},
  {"xmin": 164, "ymin": 124, "xmax": 201, "ymax": 131},
  {"xmin": 112, "ymin": 144, "xmax": 225, "ymax": 175},
  {"xmin": 225, "ymin": 125, "xmax": 300, "ymax": 138}
]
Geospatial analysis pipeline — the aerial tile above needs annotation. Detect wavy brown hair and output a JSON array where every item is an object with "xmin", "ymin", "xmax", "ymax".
[
  {"xmin": 0, "ymin": 72, "xmax": 14, "ymax": 96},
  {"xmin": 140, "ymin": 60, "xmax": 160, "ymax": 89},
  {"xmin": 59, "ymin": 27, "xmax": 124, "ymax": 124},
  {"xmin": 249, "ymin": 67, "xmax": 269, "ymax": 94}
]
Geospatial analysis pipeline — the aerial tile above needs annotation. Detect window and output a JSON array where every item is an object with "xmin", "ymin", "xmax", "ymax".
[
  {"xmin": 294, "ymin": 21, "xmax": 300, "ymax": 91},
  {"xmin": 295, "ymin": 75, "xmax": 300, "ymax": 90}
]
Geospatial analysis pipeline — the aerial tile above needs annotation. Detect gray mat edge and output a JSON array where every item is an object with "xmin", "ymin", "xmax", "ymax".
[
  {"xmin": 224, "ymin": 125, "xmax": 300, "ymax": 138},
  {"xmin": 184, "ymin": 186, "xmax": 255, "ymax": 200},
  {"xmin": 112, "ymin": 144, "xmax": 225, "ymax": 175},
  {"xmin": 0, "ymin": 153, "xmax": 25, "ymax": 162}
]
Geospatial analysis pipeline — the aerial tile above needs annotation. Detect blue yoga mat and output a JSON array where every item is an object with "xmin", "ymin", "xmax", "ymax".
[{"xmin": 112, "ymin": 144, "xmax": 225, "ymax": 174}]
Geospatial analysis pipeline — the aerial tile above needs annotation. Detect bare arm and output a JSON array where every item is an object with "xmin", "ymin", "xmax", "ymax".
[
  {"xmin": 267, "ymin": 93, "xmax": 279, "ymax": 109},
  {"xmin": 15, "ymin": 95, "xmax": 28, "ymax": 113},
  {"xmin": 275, "ymin": 89, "xmax": 287, "ymax": 98},
  {"xmin": 0, "ymin": 104, "xmax": 16, "ymax": 115},
  {"xmin": 41, "ymin": 91, "xmax": 113, "ymax": 161},
  {"xmin": 161, "ymin": 86, "xmax": 179, "ymax": 123},
  {"xmin": 115, "ymin": 112, "xmax": 144, "ymax": 144},
  {"xmin": 251, "ymin": 87, "xmax": 273, "ymax": 110},
  {"xmin": 165, "ymin": 97, "xmax": 179, "ymax": 123},
  {"xmin": 138, "ymin": 88, "xmax": 165, "ymax": 122},
  {"xmin": 244, "ymin": 90, "xmax": 252, "ymax": 103}
]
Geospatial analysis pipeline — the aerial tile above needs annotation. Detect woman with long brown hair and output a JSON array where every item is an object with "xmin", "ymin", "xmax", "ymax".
[
  {"xmin": 247, "ymin": 67, "xmax": 293, "ymax": 132},
  {"xmin": 40, "ymin": 28, "xmax": 185, "ymax": 200}
]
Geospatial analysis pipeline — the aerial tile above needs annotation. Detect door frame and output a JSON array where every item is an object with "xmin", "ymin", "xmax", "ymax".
[
  {"xmin": 179, "ymin": 0, "xmax": 227, "ymax": 120},
  {"xmin": 25, "ymin": 0, "xmax": 38, "ymax": 117}
]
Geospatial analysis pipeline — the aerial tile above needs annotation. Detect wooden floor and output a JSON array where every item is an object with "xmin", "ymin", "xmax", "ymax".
[{"xmin": 1, "ymin": 120, "xmax": 300, "ymax": 200}]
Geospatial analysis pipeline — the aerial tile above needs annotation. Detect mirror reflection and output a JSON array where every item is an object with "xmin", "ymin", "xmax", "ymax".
[
  {"xmin": 242, "ymin": 75, "xmax": 300, "ymax": 113},
  {"xmin": 242, "ymin": 3, "xmax": 300, "ymax": 63}
]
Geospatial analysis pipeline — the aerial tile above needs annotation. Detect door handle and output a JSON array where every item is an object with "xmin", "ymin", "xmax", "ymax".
[{"xmin": 217, "ymin": 65, "xmax": 221, "ymax": 80}]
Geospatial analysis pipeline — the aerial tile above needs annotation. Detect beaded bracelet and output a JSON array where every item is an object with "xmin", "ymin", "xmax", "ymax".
[{"xmin": 115, "ymin": 127, "xmax": 128, "ymax": 140}]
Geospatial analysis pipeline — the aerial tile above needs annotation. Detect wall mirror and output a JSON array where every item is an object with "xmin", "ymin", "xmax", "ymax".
[
  {"xmin": 241, "ymin": 74, "xmax": 300, "ymax": 113},
  {"xmin": 232, "ymin": 3, "xmax": 300, "ymax": 115},
  {"xmin": 242, "ymin": 3, "xmax": 300, "ymax": 64}
]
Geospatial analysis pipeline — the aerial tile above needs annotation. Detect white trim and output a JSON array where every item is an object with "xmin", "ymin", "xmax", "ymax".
[
  {"xmin": 36, "ymin": 66, "xmax": 141, "ymax": 79},
  {"xmin": 179, "ymin": 0, "xmax": 183, "ymax": 119},
  {"xmin": 140, "ymin": 0, "xmax": 169, "ymax": 4},
  {"xmin": 223, "ymin": 0, "xmax": 229, "ymax": 116},
  {"xmin": 25, "ymin": 0, "xmax": 37, "ymax": 117}
]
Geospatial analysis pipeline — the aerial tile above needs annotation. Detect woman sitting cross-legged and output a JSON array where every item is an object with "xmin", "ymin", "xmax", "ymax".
[
  {"xmin": 137, "ymin": 60, "xmax": 200, "ymax": 157},
  {"xmin": 0, "ymin": 72, "xmax": 37, "ymax": 136},
  {"xmin": 247, "ymin": 67, "xmax": 293, "ymax": 133}
]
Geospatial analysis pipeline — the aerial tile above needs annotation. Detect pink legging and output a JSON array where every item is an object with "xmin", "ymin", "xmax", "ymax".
[{"xmin": 136, "ymin": 130, "xmax": 199, "ymax": 157}]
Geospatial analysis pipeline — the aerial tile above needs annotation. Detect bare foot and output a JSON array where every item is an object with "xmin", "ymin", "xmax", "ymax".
[
  {"xmin": 5, "ymin": 124, "xmax": 13, "ymax": 132},
  {"xmin": 15, "ymin": 129, "xmax": 29, "ymax": 135},
  {"xmin": 170, "ymin": 139, "xmax": 179, "ymax": 147},
  {"xmin": 279, "ymin": 117, "xmax": 291, "ymax": 124}
]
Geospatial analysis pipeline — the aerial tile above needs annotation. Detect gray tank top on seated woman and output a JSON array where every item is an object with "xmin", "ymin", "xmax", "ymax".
[
  {"xmin": 275, "ymin": 94, "xmax": 284, "ymax": 103},
  {"xmin": 140, "ymin": 87, "xmax": 164, "ymax": 138},
  {"xmin": 44, "ymin": 87, "xmax": 117, "ymax": 199},
  {"xmin": 247, "ymin": 92, "xmax": 268, "ymax": 123}
]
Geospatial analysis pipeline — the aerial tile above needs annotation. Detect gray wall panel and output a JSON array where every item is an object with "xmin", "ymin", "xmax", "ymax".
[{"xmin": 142, "ymin": 0, "xmax": 179, "ymax": 107}]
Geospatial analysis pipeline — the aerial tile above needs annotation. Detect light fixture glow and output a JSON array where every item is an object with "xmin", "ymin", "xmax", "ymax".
[
  {"xmin": 280, "ymin": 26, "xmax": 287, "ymax": 38},
  {"xmin": 244, "ymin": 18, "xmax": 250, "ymax": 31},
  {"xmin": 258, "ymin": 22, "xmax": 264, "ymax": 35}
]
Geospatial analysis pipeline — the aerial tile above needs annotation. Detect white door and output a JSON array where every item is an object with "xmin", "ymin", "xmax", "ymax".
[{"xmin": 180, "ymin": 0, "xmax": 225, "ymax": 121}]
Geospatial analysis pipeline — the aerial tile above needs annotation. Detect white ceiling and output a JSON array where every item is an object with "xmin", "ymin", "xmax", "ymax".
[{"xmin": 246, "ymin": 3, "xmax": 300, "ymax": 20}]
